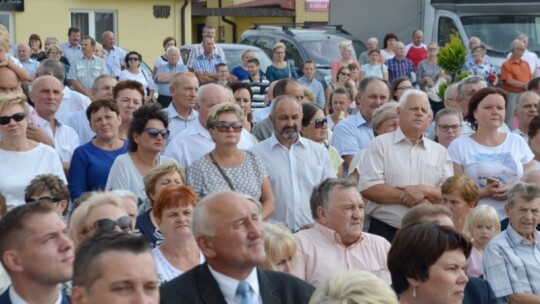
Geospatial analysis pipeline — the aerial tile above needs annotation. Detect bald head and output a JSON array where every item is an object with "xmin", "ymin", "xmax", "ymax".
[
  {"xmin": 196, "ymin": 83, "xmax": 234, "ymax": 127},
  {"xmin": 30, "ymin": 75, "xmax": 64, "ymax": 117},
  {"xmin": 0, "ymin": 67, "xmax": 22, "ymax": 95},
  {"xmin": 367, "ymin": 37, "xmax": 378, "ymax": 50},
  {"xmin": 17, "ymin": 43, "xmax": 31, "ymax": 62}
]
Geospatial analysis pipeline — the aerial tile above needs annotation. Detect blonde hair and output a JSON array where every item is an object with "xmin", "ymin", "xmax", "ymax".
[
  {"xmin": 0, "ymin": 23, "xmax": 10, "ymax": 49},
  {"xmin": 303, "ymin": 86, "xmax": 316, "ymax": 103},
  {"xmin": 441, "ymin": 175, "xmax": 479, "ymax": 208},
  {"xmin": 46, "ymin": 44, "xmax": 62, "ymax": 56},
  {"xmin": 262, "ymin": 222, "xmax": 296, "ymax": 271},
  {"xmin": 143, "ymin": 162, "xmax": 186, "ymax": 201},
  {"xmin": 372, "ymin": 101, "xmax": 398, "ymax": 135},
  {"xmin": 338, "ymin": 40, "xmax": 353, "ymax": 53},
  {"xmin": 206, "ymin": 102, "xmax": 245, "ymax": 129},
  {"xmin": 309, "ymin": 270, "xmax": 398, "ymax": 304},
  {"xmin": 0, "ymin": 94, "xmax": 29, "ymax": 115},
  {"xmin": 272, "ymin": 42, "xmax": 286, "ymax": 53},
  {"xmin": 462, "ymin": 205, "xmax": 501, "ymax": 240}
]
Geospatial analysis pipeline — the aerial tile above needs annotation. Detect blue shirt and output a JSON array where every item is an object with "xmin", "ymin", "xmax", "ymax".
[
  {"xmin": 386, "ymin": 57, "xmax": 414, "ymax": 84},
  {"xmin": 136, "ymin": 210, "xmax": 163, "ymax": 248},
  {"xmin": 266, "ymin": 63, "xmax": 298, "ymax": 82},
  {"xmin": 330, "ymin": 112, "xmax": 374, "ymax": 157},
  {"xmin": 297, "ymin": 76, "xmax": 325, "ymax": 108},
  {"xmin": 154, "ymin": 63, "xmax": 188, "ymax": 96},
  {"xmin": 68, "ymin": 140, "xmax": 128, "ymax": 201},
  {"xmin": 193, "ymin": 53, "xmax": 225, "ymax": 73}
]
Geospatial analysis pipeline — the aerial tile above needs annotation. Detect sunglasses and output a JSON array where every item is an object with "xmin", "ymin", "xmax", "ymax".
[
  {"xmin": 144, "ymin": 128, "xmax": 170, "ymax": 139},
  {"xmin": 128, "ymin": 57, "xmax": 140, "ymax": 61},
  {"xmin": 0, "ymin": 112, "xmax": 26, "ymax": 125},
  {"xmin": 215, "ymin": 121, "xmax": 243, "ymax": 132},
  {"xmin": 308, "ymin": 118, "xmax": 328, "ymax": 129},
  {"xmin": 25, "ymin": 196, "xmax": 61, "ymax": 204},
  {"xmin": 93, "ymin": 216, "xmax": 132, "ymax": 233}
]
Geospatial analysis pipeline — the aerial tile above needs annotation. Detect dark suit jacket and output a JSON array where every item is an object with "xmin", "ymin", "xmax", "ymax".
[
  {"xmin": 463, "ymin": 276, "xmax": 498, "ymax": 304},
  {"xmin": 0, "ymin": 287, "xmax": 71, "ymax": 304},
  {"xmin": 160, "ymin": 262, "xmax": 315, "ymax": 304}
]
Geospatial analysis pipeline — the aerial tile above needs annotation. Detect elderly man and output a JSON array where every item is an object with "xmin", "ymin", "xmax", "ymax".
[
  {"xmin": 37, "ymin": 58, "xmax": 91, "ymax": 124},
  {"xmin": 160, "ymin": 191, "xmax": 315, "ymax": 303},
  {"xmin": 463, "ymin": 36, "xmax": 492, "ymax": 71},
  {"xmin": 102, "ymin": 31, "xmax": 127, "ymax": 78},
  {"xmin": 60, "ymin": 26, "xmax": 83, "ymax": 66},
  {"xmin": 165, "ymin": 72, "xmax": 199, "ymax": 141},
  {"xmin": 359, "ymin": 37, "xmax": 379, "ymax": 64},
  {"xmin": 16, "ymin": 43, "xmax": 39, "ymax": 79},
  {"xmin": 251, "ymin": 95, "xmax": 336, "ymax": 231},
  {"xmin": 359, "ymin": 89, "xmax": 453, "ymax": 241},
  {"xmin": 507, "ymin": 33, "xmax": 539, "ymax": 76},
  {"xmin": 68, "ymin": 35, "xmax": 109, "ymax": 97},
  {"xmin": 66, "ymin": 75, "xmax": 118, "ymax": 144},
  {"xmin": 297, "ymin": 59, "xmax": 325, "ymax": 108},
  {"xmin": 484, "ymin": 182, "xmax": 540, "ymax": 303},
  {"xmin": 331, "ymin": 77, "xmax": 389, "ymax": 170},
  {"xmin": 0, "ymin": 66, "xmax": 23, "ymax": 95},
  {"xmin": 193, "ymin": 37, "xmax": 226, "ymax": 85},
  {"xmin": 71, "ymin": 233, "xmax": 159, "ymax": 304},
  {"xmin": 0, "ymin": 202, "xmax": 73, "ymax": 303},
  {"xmin": 404, "ymin": 29, "xmax": 427, "ymax": 69},
  {"xmin": 154, "ymin": 46, "xmax": 187, "ymax": 108},
  {"xmin": 186, "ymin": 25, "xmax": 226, "ymax": 71},
  {"xmin": 163, "ymin": 83, "xmax": 255, "ymax": 168},
  {"xmin": 293, "ymin": 178, "xmax": 391, "ymax": 287},
  {"xmin": 386, "ymin": 41, "xmax": 415, "ymax": 85},
  {"xmin": 513, "ymin": 91, "xmax": 540, "ymax": 140},
  {"xmin": 502, "ymin": 39, "xmax": 533, "ymax": 126},
  {"xmin": 29, "ymin": 75, "xmax": 79, "ymax": 173}
]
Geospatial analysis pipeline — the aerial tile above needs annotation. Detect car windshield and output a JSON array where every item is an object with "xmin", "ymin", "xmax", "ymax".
[
  {"xmin": 461, "ymin": 15, "xmax": 540, "ymax": 56},
  {"xmin": 224, "ymin": 49, "xmax": 272, "ymax": 72},
  {"xmin": 300, "ymin": 40, "xmax": 358, "ymax": 66}
]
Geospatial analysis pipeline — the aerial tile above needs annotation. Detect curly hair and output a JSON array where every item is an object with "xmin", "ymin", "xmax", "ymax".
[
  {"xmin": 24, "ymin": 174, "xmax": 70, "ymax": 202},
  {"xmin": 127, "ymin": 103, "xmax": 168, "ymax": 152}
]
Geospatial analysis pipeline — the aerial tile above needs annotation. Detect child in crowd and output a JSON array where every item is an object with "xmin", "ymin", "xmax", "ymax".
[{"xmin": 462, "ymin": 204, "xmax": 501, "ymax": 277}]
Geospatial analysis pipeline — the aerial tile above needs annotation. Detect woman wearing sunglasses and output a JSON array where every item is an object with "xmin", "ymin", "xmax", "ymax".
[
  {"xmin": 24, "ymin": 174, "xmax": 70, "ymax": 217},
  {"xmin": 68, "ymin": 98, "xmax": 128, "ymax": 201},
  {"xmin": 0, "ymin": 94, "xmax": 66, "ymax": 210},
  {"xmin": 68, "ymin": 192, "xmax": 131, "ymax": 248},
  {"xmin": 106, "ymin": 103, "xmax": 177, "ymax": 214},
  {"xmin": 325, "ymin": 66, "xmax": 357, "ymax": 114},
  {"xmin": 300, "ymin": 103, "xmax": 344, "ymax": 178},
  {"xmin": 187, "ymin": 103, "xmax": 275, "ymax": 219},
  {"xmin": 152, "ymin": 185, "xmax": 204, "ymax": 283},
  {"xmin": 119, "ymin": 51, "xmax": 156, "ymax": 104}
]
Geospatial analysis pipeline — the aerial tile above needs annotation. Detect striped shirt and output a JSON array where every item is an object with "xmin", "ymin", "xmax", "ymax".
[
  {"xmin": 154, "ymin": 63, "xmax": 188, "ymax": 96},
  {"xmin": 186, "ymin": 43, "xmax": 226, "ymax": 69},
  {"xmin": 193, "ymin": 53, "xmax": 225, "ymax": 73},
  {"xmin": 103, "ymin": 46, "xmax": 127, "ymax": 77},
  {"xmin": 67, "ymin": 55, "xmax": 108, "ymax": 89},
  {"xmin": 386, "ymin": 57, "xmax": 414, "ymax": 84}
]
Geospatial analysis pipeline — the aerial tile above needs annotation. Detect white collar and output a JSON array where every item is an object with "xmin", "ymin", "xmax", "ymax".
[
  {"xmin": 9, "ymin": 285, "xmax": 62, "ymax": 304},
  {"xmin": 208, "ymin": 265, "xmax": 259, "ymax": 304}
]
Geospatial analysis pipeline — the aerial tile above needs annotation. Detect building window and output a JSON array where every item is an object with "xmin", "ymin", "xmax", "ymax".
[
  {"xmin": 70, "ymin": 10, "xmax": 116, "ymax": 43},
  {"xmin": 0, "ymin": 12, "xmax": 14, "ymax": 44}
]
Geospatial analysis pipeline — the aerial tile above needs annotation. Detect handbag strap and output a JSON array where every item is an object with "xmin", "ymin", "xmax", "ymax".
[{"xmin": 208, "ymin": 152, "xmax": 235, "ymax": 191}]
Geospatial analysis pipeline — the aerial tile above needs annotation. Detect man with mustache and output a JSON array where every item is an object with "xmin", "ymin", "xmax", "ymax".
[{"xmin": 251, "ymin": 94, "xmax": 335, "ymax": 232}]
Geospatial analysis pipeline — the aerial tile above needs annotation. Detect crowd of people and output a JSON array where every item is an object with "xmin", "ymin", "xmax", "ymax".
[{"xmin": 1, "ymin": 21, "xmax": 540, "ymax": 304}]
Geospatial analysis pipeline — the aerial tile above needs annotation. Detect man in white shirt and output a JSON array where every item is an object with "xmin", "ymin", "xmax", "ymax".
[
  {"xmin": 512, "ymin": 91, "xmax": 540, "ymax": 141},
  {"xmin": 251, "ymin": 95, "xmax": 336, "ymax": 231},
  {"xmin": 159, "ymin": 191, "xmax": 315, "ymax": 304},
  {"xmin": 165, "ymin": 72, "xmax": 199, "ymax": 143},
  {"xmin": 163, "ymin": 83, "xmax": 255, "ymax": 169},
  {"xmin": 16, "ymin": 43, "xmax": 39, "ymax": 80},
  {"xmin": 102, "ymin": 31, "xmax": 127, "ymax": 78},
  {"xmin": 29, "ymin": 75, "xmax": 80, "ymax": 174},
  {"xmin": 60, "ymin": 26, "xmax": 83, "ymax": 66},
  {"xmin": 0, "ymin": 202, "xmax": 73, "ymax": 303},
  {"xmin": 506, "ymin": 33, "xmax": 539, "ymax": 76}
]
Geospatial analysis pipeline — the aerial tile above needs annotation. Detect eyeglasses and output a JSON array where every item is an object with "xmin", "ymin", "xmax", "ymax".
[
  {"xmin": 437, "ymin": 124, "xmax": 461, "ymax": 132},
  {"xmin": 308, "ymin": 118, "xmax": 328, "ymax": 129},
  {"xmin": 340, "ymin": 73, "xmax": 351, "ymax": 77},
  {"xmin": 0, "ymin": 112, "xmax": 26, "ymax": 125},
  {"xmin": 25, "ymin": 196, "xmax": 61, "ymax": 204},
  {"xmin": 128, "ymin": 57, "xmax": 140, "ymax": 61},
  {"xmin": 397, "ymin": 85, "xmax": 413, "ymax": 90},
  {"xmin": 93, "ymin": 216, "xmax": 132, "ymax": 233},
  {"xmin": 215, "ymin": 121, "xmax": 243, "ymax": 132},
  {"xmin": 143, "ymin": 128, "xmax": 170, "ymax": 139}
]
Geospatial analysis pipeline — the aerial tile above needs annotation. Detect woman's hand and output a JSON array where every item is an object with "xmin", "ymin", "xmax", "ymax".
[{"xmin": 491, "ymin": 183, "xmax": 510, "ymax": 201}]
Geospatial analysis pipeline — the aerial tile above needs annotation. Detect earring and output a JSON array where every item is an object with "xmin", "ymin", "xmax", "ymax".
[{"xmin": 412, "ymin": 287, "xmax": 417, "ymax": 298}]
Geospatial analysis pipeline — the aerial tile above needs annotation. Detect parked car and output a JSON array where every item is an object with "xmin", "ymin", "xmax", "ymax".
[{"xmin": 239, "ymin": 25, "xmax": 367, "ymax": 87}]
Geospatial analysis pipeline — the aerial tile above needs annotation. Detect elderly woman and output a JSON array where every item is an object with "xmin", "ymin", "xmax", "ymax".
[
  {"xmin": 231, "ymin": 49, "xmax": 260, "ymax": 81},
  {"xmin": 327, "ymin": 87, "xmax": 353, "ymax": 130},
  {"xmin": 28, "ymin": 33, "xmax": 45, "ymax": 59},
  {"xmin": 388, "ymin": 222, "xmax": 471, "ymax": 304},
  {"xmin": 0, "ymin": 94, "xmax": 65, "ymax": 209},
  {"xmin": 24, "ymin": 173, "xmax": 70, "ymax": 217},
  {"xmin": 261, "ymin": 222, "xmax": 296, "ymax": 274},
  {"xmin": 448, "ymin": 87, "xmax": 535, "ymax": 220},
  {"xmin": 360, "ymin": 49, "xmax": 388, "ymax": 81},
  {"xmin": 68, "ymin": 192, "xmax": 131, "ymax": 248},
  {"xmin": 229, "ymin": 82, "xmax": 254, "ymax": 131},
  {"xmin": 46, "ymin": 44, "xmax": 70, "ymax": 86},
  {"xmin": 417, "ymin": 42, "xmax": 449, "ymax": 113},
  {"xmin": 187, "ymin": 103, "xmax": 275, "ymax": 219},
  {"xmin": 137, "ymin": 162, "xmax": 186, "ymax": 247},
  {"xmin": 389, "ymin": 77, "xmax": 413, "ymax": 102},
  {"xmin": 381, "ymin": 33, "xmax": 398, "ymax": 60},
  {"xmin": 465, "ymin": 44, "xmax": 498, "ymax": 86},
  {"xmin": 94, "ymin": 42, "xmax": 105, "ymax": 58},
  {"xmin": 153, "ymin": 37, "xmax": 177, "ymax": 76},
  {"xmin": 441, "ymin": 175, "xmax": 479, "ymax": 231},
  {"xmin": 434, "ymin": 107, "xmax": 463, "ymax": 148},
  {"xmin": 348, "ymin": 102, "xmax": 399, "ymax": 184},
  {"xmin": 301, "ymin": 103, "xmax": 344, "ymax": 177},
  {"xmin": 310, "ymin": 270, "xmax": 399, "ymax": 304},
  {"xmin": 152, "ymin": 185, "xmax": 203, "ymax": 284},
  {"xmin": 106, "ymin": 102, "xmax": 177, "ymax": 213},
  {"xmin": 331, "ymin": 40, "xmax": 360, "ymax": 82},
  {"xmin": 119, "ymin": 51, "xmax": 156, "ymax": 103},
  {"xmin": 68, "ymin": 98, "xmax": 128, "ymax": 201},
  {"xmin": 325, "ymin": 66, "xmax": 357, "ymax": 114},
  {"xmin": 265, "ymin": 42, "xmax": 298, "ymax": 82}
]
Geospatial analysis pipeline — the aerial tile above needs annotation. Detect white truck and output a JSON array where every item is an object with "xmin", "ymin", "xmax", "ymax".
[{"xmin": 329, "ymin": 0, "xmax": 540, "ymax": 71}]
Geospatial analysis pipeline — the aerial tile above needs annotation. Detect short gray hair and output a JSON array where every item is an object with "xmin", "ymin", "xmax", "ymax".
[
  {"xmin": 398, "ymin": 88, "xmax": 428, "ymax": 108},
  {"xmin": 510, "ymin": 39, "xmax": 524, "ymax": 51},
  {"xmin": 371, "ymin": 101, "xmax": 398, "ymax": 135},
  {"xmin": 506, "ymin": 182, "xmax": 540, "ymax": 208},
  {"xmin": 310, "ymin": 178, "xmax": 357, "ymax": 220},
  {"xmin": 269, "ymin": 95, "xmax": 301, "ymax": 119},
  {"xmin": 514, "ymin": 91, "xmax": 540, "ymax": 111},
  {"xmin": 444, "ymin": 83, "xmax": 459, "ymax": 101},
  {"xmin": 457, "ymin": 75, "xmax": 486, "ymax": 99},
  {"xmin": 196, "ymin": 83, "xmax": 232, "ymax": 104},
  {"xmin": 166, "ymin": 46, "xmax": 180, "ymax": 56}
]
